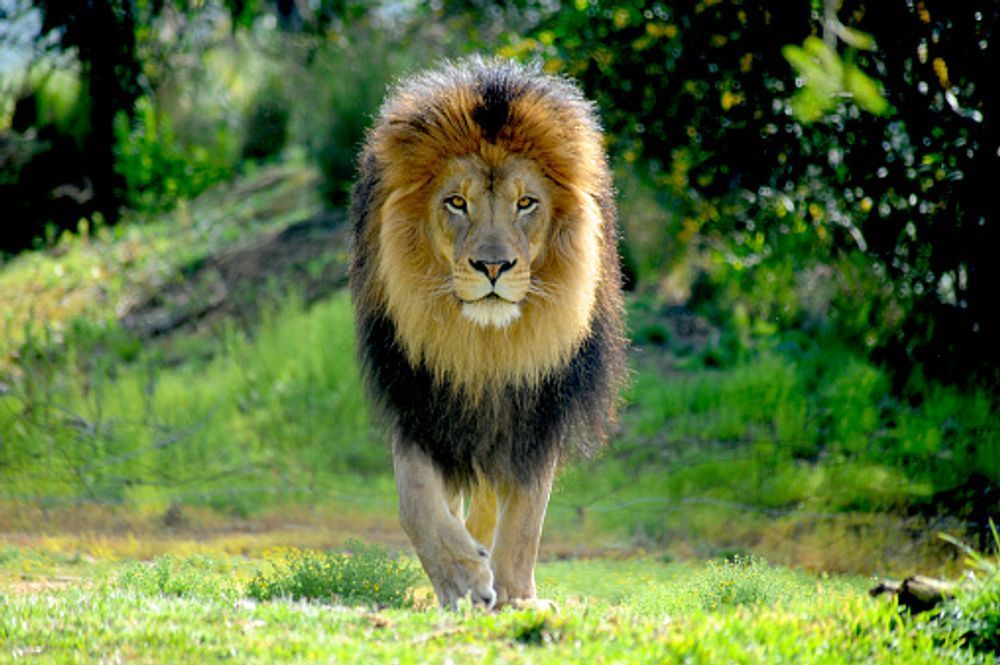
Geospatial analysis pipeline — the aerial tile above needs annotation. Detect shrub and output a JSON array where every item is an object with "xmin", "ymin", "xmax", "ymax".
[
  {"xmin": 247, "ymin": 540, "xmax": 420, "ymax": 609},
  {"xmin": 686, "ymin": 555, "xmax": 787, "ymax": 610},
  {"xmin": 310, "ymin": 44, "xmax": 395, "ymax": 207},
  {"xmin": 118, "ymin": 555, "xmax": 237, "ymax": 599},
  {"xmin": 114, "ymin": 96, "xmax": 236, "ymax": 214}
]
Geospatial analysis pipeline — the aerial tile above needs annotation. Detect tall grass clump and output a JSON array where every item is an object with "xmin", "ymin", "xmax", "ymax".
[
  {"xmin": 0, "ymin": 292, "xmax": 380, "ymax": 513},
  {"xmin": 247, "ymin": 540, "xmax": 419, "ymax": 609},
  {"xmin": 118, "ymin": 555, "xmax": 239, "ymax": 600},
  {"xmin": 686, "ymin": 555, "xmax": 789, "ymax": 611}
]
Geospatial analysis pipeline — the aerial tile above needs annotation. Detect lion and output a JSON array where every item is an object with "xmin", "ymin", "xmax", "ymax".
[{"xmin": 349, "ymin": 58, "xmax": 627, "ymax": 610}]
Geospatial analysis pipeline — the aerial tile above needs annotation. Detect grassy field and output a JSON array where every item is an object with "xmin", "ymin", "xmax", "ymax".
[{"xmin": 1, "ymin": 538, "xmax": 996, "ymax": 663}]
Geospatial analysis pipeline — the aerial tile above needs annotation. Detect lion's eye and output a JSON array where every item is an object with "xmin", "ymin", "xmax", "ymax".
[
  {"xmin": 516, "ymin": 196, "xmax": 537, "ymax": 212},
  {"xmin": 445, "ymin": 195, "xmax": 467, "ymax": 212}
]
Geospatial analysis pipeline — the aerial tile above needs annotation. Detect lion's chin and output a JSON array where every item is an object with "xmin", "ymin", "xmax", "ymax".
[{"xmin": 460, "ymin": 298, "xmax": 522, "ymax": 329}]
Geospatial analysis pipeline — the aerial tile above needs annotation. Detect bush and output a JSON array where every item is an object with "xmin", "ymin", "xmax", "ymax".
[
  {"xmin": 518, "ymin": 1, "xmax": 997, "ymax": 385},
  {"xmin": 114, "ymin": 96, "xmax": 236, "ymax": 214},
  {"xmin": 308, "ymin": 40, "xmax": 398, "ymax": 207},
  {"xmin": 247, "ymin": 540, "xmax": 420, "ymax": 609},
  {"xmin": 686, "ymin": 555, "xmax": 786, "ymax": 610},
  {"xmin": 118, "ymin": 555, "xmax": 238, "ymax": 599}
]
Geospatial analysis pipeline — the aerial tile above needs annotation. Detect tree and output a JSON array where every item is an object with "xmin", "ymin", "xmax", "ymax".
[{"xmin": 524, "ymin": 0, "xmax": 997, "ymax": 385}]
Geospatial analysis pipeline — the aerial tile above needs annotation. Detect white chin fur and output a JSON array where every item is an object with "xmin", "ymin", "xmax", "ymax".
[{"xmin": 461, "ymin": 299, "xmax": 521, "ymax": 329}]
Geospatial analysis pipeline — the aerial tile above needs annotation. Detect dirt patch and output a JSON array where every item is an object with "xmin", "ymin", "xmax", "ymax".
[{"xmin": 121, "ymin": 210, "xmax": 350, "ymax": 339}]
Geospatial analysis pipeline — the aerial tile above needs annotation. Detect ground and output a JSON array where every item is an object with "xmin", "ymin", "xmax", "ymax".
[{"xmin": 0, "ymin": 531, "xmax": 983, "ymax": 663}]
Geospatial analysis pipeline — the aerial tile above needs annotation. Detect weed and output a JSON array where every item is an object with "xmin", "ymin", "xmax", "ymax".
[
  {"xmin": 118, "ymin": 554, "xmax": 238, "ymax": 599},
  {"xmin": 246, "ymin": 539, "xmax": 419, "ymax": 609},
  {"xmin": 688, "ymin": 555, "xmax": 787, "ymax": 610},
  {"xmin": 510, "ymin": 611, "xmax": 564, "ymax": 646}
]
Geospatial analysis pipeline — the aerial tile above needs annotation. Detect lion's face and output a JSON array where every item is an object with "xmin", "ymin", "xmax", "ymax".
[{"xmin": 428, "ymin": 155, "xmax": 553, "ymax": 329}]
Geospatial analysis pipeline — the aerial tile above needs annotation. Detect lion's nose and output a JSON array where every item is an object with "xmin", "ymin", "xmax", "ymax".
[{"xmin": 469, "ymin": 258, "xmax": 517, "ymax": 284}]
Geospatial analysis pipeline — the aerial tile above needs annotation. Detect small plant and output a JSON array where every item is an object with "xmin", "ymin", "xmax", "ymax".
[
  {"xmin": 118, "ymin": 555, "xmax": 236, "ymax": 599},
  {"xmin": 246, "ymin": 540, "xmax": 420, "ymax": 609},
  {"xmin": 689, "ymin": 555, "xmax": 785, "ymax": 610},
  {"xmin": 510, "ymin": 611, "xmax": 564, "ymax": 646}
]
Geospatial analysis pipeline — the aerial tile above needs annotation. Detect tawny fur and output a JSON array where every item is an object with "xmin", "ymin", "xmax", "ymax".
[{"xmin": 350, "ymin": 58, "xmax": 627, "ymax": 488}]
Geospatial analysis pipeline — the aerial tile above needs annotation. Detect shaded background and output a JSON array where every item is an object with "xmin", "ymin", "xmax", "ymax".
[{"xmin": 0, "ymin": 0, "xmax": 996, "ymax": 572}]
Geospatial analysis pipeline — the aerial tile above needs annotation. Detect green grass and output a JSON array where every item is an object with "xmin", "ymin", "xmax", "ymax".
[
  {"xmin": 0, "ymin": 549, "xmax": 993, "ymax": 663},
  {"xmin": 246, "ymin": 540, "xmax": 420, "ymax": 608},
  {"xmin": 0, "ymin": 292, "xmax": 380, "ymax": 514}
]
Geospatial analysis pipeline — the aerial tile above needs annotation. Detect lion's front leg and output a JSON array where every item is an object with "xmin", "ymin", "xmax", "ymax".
[
  {"xmin": 392, "ymin": 435, "xmax": 496, "ymax": 610},
  {"xmin": 490, "ymin": 458, "xmax": 557, "ymax": 609}
]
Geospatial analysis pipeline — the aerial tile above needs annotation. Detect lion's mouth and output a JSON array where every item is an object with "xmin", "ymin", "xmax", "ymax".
[{"xmin": 459, "ymin": 292, "xmax": 519, "ymax": 305}]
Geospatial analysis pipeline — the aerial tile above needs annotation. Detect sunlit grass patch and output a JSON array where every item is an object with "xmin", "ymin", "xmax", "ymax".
[
  {"xmin": 0, "ymin": 554, "xmax": 992, "ymax": 662},
  {"xmin": 0, "ymin": 292, "xmax": 381, "ymax": 513},
  {"xmin": 685, "ymin": 555, "xmax": 790, "ymax": 610},
  {"xmin": 247, "ymin": 540, "xmax": 420, "ymax": 609}
]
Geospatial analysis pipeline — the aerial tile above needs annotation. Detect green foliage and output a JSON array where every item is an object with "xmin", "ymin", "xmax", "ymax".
[
  {"xmin": 556, "ymin": 339, "xmax": 999, "ymax": 540},
  {"xmin": 933, "ymin": 528, "xmax": 1000, "ymax": 654},
  {"xmin": 687, "ymin": 555, "xmax": 787, "ymax": 610},
  {"xmin": 520, "ymin": 0, "xmax": 997, "ymax": 384},
  {"xmin": 0, "ymin": 292, "xmax": 379, "ymax": 512},
  {"xmin": 783, "ymin": 35, "xmax": 887, "ymax": 123},
  {"xmin": 947, "ymin": 575, "xmax": 1000, "ymax": 653},
  {"xmin": 118, "ymin": 555, "xmax": 239, "ymax": 600},
  {"xmin": 247, "ymin": 541, "xmax": 419, "ymax": 609},
  {"xmin": 114, "ymin": 96, "xmax": 236, "ymax": 214},
  {"xmin": 24, "ymin": 64, "xmax": 92, "ymax": 145},
  {"xmin": 302, "ymin": 33, "xmax": 408, "ymax": 207}
]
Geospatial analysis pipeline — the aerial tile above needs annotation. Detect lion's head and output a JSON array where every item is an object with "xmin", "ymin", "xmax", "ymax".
[{"xmin": 353, "ymin": 58, "xmax": 616, "ymax": 399}]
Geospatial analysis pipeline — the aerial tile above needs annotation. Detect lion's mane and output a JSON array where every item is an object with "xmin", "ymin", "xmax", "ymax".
[{"xmin": 350, "ymin": 58, "xmax": 627, "ymax": 487}]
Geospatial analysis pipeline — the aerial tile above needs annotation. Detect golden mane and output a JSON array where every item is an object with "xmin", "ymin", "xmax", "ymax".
[
  {"xmin": 350, "ymin": 58, "xmax": 626, "ymax": 487},
  {"xmin": 353, "ymin": 59, "xmax": 615, "ymax": 398}
]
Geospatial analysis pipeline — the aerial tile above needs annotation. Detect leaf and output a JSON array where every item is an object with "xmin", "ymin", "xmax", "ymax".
[{"xmin": 844, "ymin": 65, "xmax": 889, "ymax": 115}]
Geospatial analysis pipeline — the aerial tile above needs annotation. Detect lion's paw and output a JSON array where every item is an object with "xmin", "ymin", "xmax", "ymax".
[{"xmin": 426, "ymin": 545, "xmax": 495, "ymax": 610}]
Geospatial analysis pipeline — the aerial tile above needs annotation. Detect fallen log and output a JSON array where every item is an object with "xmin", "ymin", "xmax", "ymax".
[{"xmin": 869, "ymin": 575, "xmax": 959, "ymax": 613}]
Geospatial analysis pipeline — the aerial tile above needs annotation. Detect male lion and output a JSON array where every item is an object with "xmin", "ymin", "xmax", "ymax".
[{"xmin": 349, "ymin": 58, "xmax": 627, "ymax": 609}]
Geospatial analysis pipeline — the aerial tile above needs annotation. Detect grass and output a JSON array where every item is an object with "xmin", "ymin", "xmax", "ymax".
[
  {"xmin": 0, "ymin": 292, "xmax": 381, "ymax": 514},
  {"xmin": 0, "ymin": 161, "xmax": 321, "ymax": 374},
  {"xmin": 0, "ymin": 543, "xmax": 994, "ymax": 663},
  {"xmin": 246, "ymin": 540, "xmax": 421, "ymax": 608}
]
